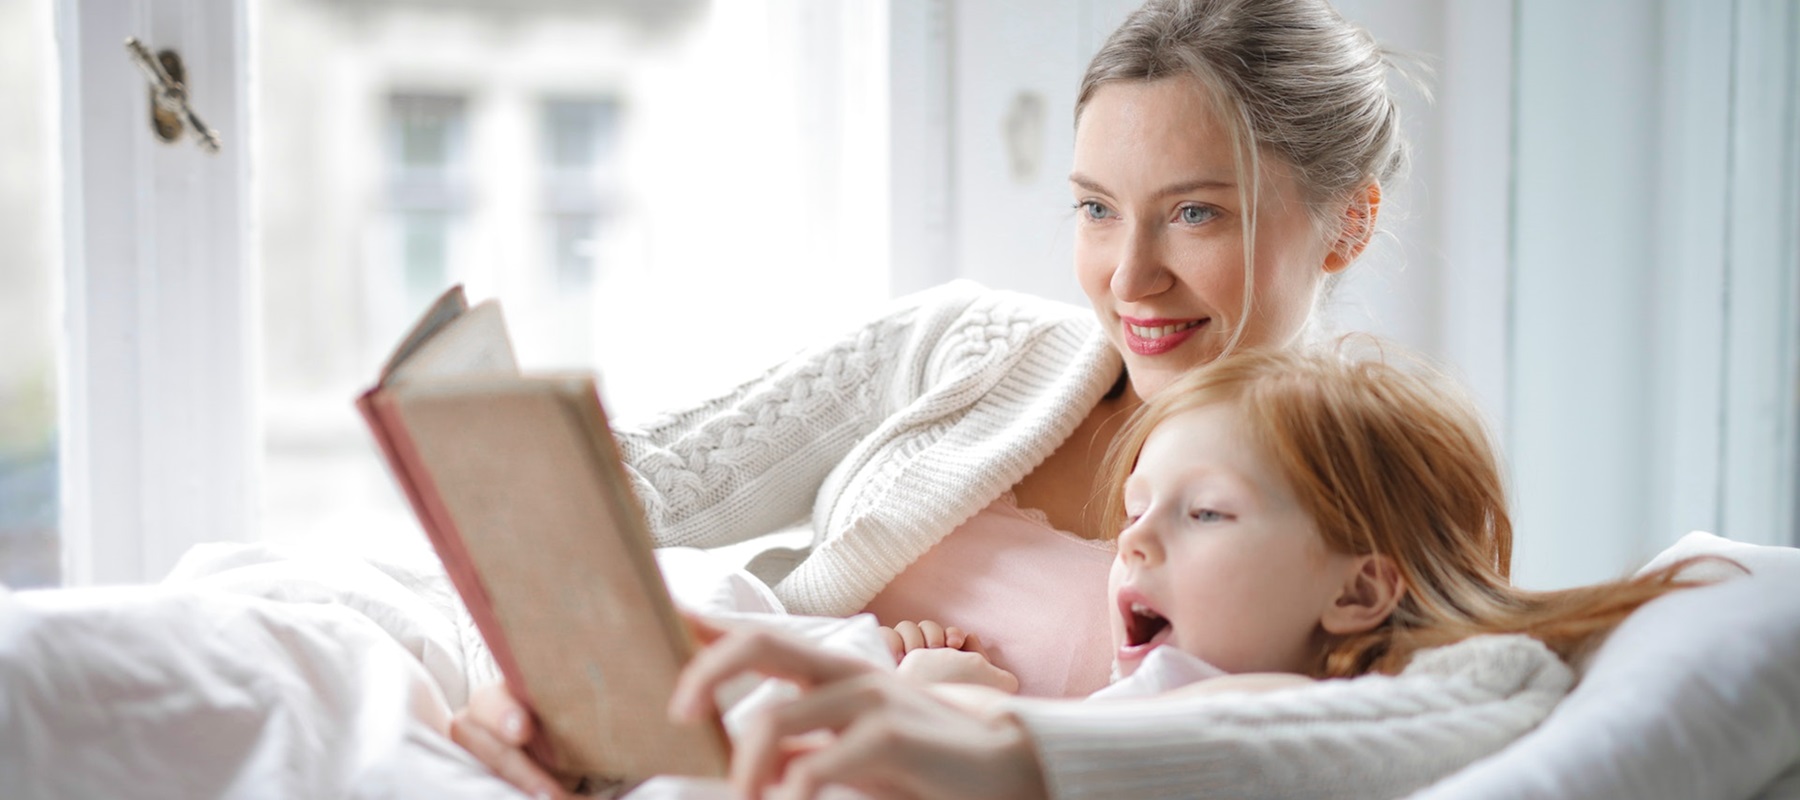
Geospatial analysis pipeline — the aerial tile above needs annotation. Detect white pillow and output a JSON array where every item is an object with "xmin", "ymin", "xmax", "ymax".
[{"xmin": 1410, "ymin": 532, "xmax": 1800, "ymax": 799}]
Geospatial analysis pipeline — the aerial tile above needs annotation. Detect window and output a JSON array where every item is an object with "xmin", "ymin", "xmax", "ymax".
[
  {"xmin": 541, "ymin": 98, "xmax": 620, "ymax": 292},
  {"xmin": 0, "ymin": 0, "xmax": 60, "ymax": 588},
  {"xmin": 389, "ymin": 94, "xmax": 470, "ymax": 313},
  {"xmin": 255, "ymin": 0, "xmax": 891, "ymax": 555}
]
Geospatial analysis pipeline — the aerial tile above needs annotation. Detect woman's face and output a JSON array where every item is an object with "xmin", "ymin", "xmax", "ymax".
[{"xmin": 1072, "ymin": 78, "xmax": 1342, "ymax": 399}]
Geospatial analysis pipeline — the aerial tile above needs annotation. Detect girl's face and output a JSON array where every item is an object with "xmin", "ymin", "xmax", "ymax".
[
  {"xmin": 1108, "ymin": 402, "xmax": 1354, "ymax": 678},
  {"xmin": 1072, "ymin": 78, "xmax": 1343, "ymax": 400}
]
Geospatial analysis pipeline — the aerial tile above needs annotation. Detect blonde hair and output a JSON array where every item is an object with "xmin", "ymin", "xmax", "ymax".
[
  {"xmin": 1078, "ymin": 0, "xmax": 1412, "ymax": 354},
  {"xmin": 1101, "ymin": 345, "xmax": 1714, "ymax": 678}
]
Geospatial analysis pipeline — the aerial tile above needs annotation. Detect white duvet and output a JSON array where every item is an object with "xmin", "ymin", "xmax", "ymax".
[{"xmin": 4, "ymin": 533, "xmax": 1797, "ymax": 799}]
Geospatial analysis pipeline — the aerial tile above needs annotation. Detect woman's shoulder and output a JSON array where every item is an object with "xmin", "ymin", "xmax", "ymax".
[{"xmin": 890, "ymin": 279, "xmax": 1093, "ymax": 325}]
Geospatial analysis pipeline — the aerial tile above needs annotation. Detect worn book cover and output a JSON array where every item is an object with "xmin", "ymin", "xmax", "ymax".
[{"xmin": 357, "ymin": 286, "xmax": 730, "ymax": 784}]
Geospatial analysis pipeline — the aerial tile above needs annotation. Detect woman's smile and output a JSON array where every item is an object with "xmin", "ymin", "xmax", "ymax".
[{"xmin": 1121, "ymin": 316, "xmax": 1209, "ymax": 355}]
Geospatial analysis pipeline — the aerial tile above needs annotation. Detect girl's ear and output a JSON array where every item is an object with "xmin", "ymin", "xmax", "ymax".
[
  {"xmin": 1323, "ymin": 182, "xmax": 1382, "ymax": 274},
  {"xmin": 1320, "ymin": 553, "xmax": 1404, "ymax": 635}
]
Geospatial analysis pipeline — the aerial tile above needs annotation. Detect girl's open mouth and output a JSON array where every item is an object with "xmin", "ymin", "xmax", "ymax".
[{"xmin": 1118, "ymin": 599, "xmax": 1173, "ymax": 661}]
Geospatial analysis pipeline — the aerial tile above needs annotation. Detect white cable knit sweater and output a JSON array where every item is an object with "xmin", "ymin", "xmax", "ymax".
[
  {"xmin": 1009, "ymin": 634, "xmax": 1575, "ymax": 799},
  {"xmin": 613, "ymin": 280, "xmax": 1121, "ymax": 617}
]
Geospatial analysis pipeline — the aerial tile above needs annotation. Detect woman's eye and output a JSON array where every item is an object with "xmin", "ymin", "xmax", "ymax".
[
  {"xmin": 1078, "ymin": 200, "xmax": 1115, "ymax": 221},
  {"xmin": 1190, "ymin": 508, "xmax": 1228, "ymax": 523},
  {"xmin": 1177, "ymin": 205, "xmax": 1217, "ymax": 225}
]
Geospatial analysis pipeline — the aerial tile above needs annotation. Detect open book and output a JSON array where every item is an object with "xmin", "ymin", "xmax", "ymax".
[{"xmin": 356, "ymin": 286, "xmax": 730, "ymax": 784}]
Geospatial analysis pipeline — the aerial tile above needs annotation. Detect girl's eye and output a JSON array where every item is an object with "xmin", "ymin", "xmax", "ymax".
[
  {"xmin": 1078, "ymin": 200, "xmax": 1116, "ymax": 221},
  {"xmin": 1190, "ymin": 508, "xmax": 1229, "ymax": 523},
  {"xmin": 1177, "ymin": 205, "xmax": 1218, "ymax": 225}
]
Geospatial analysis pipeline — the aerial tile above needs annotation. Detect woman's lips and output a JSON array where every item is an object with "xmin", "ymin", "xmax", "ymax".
[{"xmin": 1121, "ymin": 317, "xmax": 1207, "ymax": 356}]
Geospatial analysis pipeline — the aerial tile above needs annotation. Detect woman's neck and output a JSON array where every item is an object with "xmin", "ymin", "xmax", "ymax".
[{"xmin": 1009, "ymin": 380, "xmax": 1140, "ymax": 540}]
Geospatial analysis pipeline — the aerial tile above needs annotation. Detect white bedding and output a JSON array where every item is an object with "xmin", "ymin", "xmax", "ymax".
[{"xmin": 3, "ymin": 534, "xmax": 1797, "ymax": 799}]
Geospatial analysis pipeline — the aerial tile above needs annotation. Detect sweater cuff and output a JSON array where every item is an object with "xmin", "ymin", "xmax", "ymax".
[{"xmin": 1004, "ymin": 699, "xmax": 1243, "ymax": 799}]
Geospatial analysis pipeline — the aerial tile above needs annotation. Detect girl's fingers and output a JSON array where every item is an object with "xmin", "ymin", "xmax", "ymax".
[
  {"xmin": 450, "ymin": 710, "xmax": 570, "ymax": 800},
  {"xmin": 893, "ymin": 621, "xmax": 925, "ymax": 653},
  {"xmin": 962, "ymin": 632, "xmax": 992, "ymax": 658},
  {"xmin": 670, "ymin": 627, "xmax": 874, "ymax": 722},
  {"xmin": 917, "ymin": 620, "xmax": 947, "ymax": 649},
  {"xmin": 944, "ymin": 626, "xmax": 968, "ymax": 650},
  {"xmin": 879, "ymin": 626, "xmax": 905, "ymax": 663}
]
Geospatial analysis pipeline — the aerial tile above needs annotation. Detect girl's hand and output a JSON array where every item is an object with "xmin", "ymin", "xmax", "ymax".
[
  {"xmin": 898, "ymin": 648, "xmax": 1021, "ymax": 693},
  {"xmin": 671, "ymin": 619, "xmax": 1049, "ymax": 800},
  {"xmin": 449, "ymin": 683, "xmax": 576, "ymax": 800},
  {"xmin": 876, "ymin": 620, "xmax": 1019, "ymax": 691},
  {"xmin": 877, "ymin": 619, "xmax": 972, "ymax": 663}
]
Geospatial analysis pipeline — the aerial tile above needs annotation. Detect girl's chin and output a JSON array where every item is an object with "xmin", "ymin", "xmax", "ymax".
[{"xmin": 1109, "ymin": 659, "xmax": 1136, "ymax": 683}]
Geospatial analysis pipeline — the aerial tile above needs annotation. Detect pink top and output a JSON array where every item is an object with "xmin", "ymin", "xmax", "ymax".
[{"xmin": 861, "ymin": 493, "xmax": 1117, "ymax": 698}]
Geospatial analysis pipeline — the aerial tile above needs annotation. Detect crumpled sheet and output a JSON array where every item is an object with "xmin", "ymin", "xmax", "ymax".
[{"xmin": 0, "ymin": 541, "xmax": 908, "ymax": 799}]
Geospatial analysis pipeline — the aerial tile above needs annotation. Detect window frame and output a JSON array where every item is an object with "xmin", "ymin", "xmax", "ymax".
[{"xmin": 57, "ymin": 0, "xmax": 256, "ymax": 585}]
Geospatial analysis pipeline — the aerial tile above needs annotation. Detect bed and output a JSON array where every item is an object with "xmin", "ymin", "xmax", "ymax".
[{"xmin": 2, "ymin": 531, "xmax": 1797, "ymax": 799}]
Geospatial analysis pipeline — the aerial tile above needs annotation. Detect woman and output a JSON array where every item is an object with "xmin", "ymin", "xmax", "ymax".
[{"xmin": 456, "ymin": 0, "xmax": 1406, "ymax": 794}]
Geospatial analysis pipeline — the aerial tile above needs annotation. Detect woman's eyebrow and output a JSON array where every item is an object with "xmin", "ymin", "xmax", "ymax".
[{"xmin": 1068, "ymin": 173, "xmax": 1236, "ymax": 199}]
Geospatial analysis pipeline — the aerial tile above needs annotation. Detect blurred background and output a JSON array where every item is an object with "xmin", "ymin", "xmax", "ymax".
[{"xmin": 4, "ymin": 0, "xmax": 1795, "ymax": 591}]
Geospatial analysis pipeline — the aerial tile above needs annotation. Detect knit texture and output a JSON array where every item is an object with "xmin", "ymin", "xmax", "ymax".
[
  {"xmin": 612, "ymin": 280, "xmax": 1121, "ymax": 617},
  {"xmin": 1007, "ymin": 634, "xmax": 1575, "ymax": 800}
]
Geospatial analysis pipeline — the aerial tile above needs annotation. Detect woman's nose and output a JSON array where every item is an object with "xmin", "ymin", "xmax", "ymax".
[{"xmin": 1111, "ymin": 222, "xmax": 1173, "ymax": 302}]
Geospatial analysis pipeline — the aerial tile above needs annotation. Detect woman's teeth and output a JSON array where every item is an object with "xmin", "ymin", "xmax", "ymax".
[{"xmin": 1128, "ymin": 320, "xmax": 1202, "ymax": 339}]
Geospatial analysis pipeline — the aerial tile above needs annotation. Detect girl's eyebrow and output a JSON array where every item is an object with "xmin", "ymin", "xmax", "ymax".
[{"xmin": 1068, "ymin": 173, "xmax": 1237, "ymax": 199}]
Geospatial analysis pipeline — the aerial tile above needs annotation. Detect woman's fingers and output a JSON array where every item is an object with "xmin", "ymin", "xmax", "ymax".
[
  {"xmin": 466, "ymin": 682, "xmax": 534, "ymax": 746},
  {"xmin": 731, "ymin": 677, "xmax": 892, "ymax": 797},
  {"xmin": 670, "ymin": 627, "xmax": 875, "ymax": 723},
  {"xmin": 450, "ymin": 708, "xmax": 570, "ymax": 800},
  {"xmin": 681, "ymin": 610, "xmax": 730, "ymax": 645},
  {"xmin": 773, "ymin": 718, "xmax": 909, "ymax": 800}
]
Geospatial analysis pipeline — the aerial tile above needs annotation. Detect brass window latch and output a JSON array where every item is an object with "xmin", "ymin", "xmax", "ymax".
[{"xmin": 124, "ymin": 37, "xmax": 222, "ymax": 154}]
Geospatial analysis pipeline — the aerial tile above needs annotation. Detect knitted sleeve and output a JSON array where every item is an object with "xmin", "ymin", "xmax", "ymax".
[
  {"xmin": 611, "ymin": 281, "xmax": 986, "ymax": 549},
  {"xmin": 1005, "ymin": 635, "xmax": 1574, "ymax": 800}
]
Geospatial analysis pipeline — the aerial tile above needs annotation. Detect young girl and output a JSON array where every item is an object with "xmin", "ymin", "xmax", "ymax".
[{"xmin": 675, "ymin": 344, "xmax": 1713, "ymax": 799}]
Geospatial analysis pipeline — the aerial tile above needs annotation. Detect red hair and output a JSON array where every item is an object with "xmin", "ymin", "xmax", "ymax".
[{"xmin": 1102, "ymin": 343, "xmax": 1719, "ymax": 677}]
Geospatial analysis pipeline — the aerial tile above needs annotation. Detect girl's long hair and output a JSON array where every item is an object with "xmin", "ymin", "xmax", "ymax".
[{"xmin": 1101, "ymin": 344, "xmax": 1717, "ymax": 677}]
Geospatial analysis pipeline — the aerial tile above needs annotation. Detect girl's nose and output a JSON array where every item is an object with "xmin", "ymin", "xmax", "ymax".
[
  {"xmin": 1116, "ymin": 513, "xmax": 1163, "ymax": 565},
  {"xmin": 1110, "ymin": 221, "xmax": 1173, "ymax": 302}
]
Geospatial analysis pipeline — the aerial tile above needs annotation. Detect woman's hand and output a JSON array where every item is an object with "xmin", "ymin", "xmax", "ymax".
[
  {"xmin": 671, "ymin": 619, "xmax": 1049, "ymax": 800},
  {"xmin": 449, "ymin": 683, "xmax": 576, "ymax": 800}
]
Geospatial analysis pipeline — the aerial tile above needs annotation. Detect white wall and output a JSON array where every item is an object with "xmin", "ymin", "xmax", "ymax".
[{"xmin": 935, "ymin": 0, "xmax": 1798, "ymax": 588}]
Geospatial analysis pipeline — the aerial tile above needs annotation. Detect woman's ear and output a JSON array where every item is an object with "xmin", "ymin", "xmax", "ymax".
[
  {"xmin": 1323, "ymin": 182, "xmax": 1382, "ymax": 274},
  {"xmin": 1320, "ymin": 553, "xmax": 1404, "ymax": 635}
]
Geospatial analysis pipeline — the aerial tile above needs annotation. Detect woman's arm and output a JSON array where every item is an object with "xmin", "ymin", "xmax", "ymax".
[
  {"xmin": 614, "ymin": 281, "xmax": 987, "ymax": 550},
  {"xmin": 1005, "ymin": 635, "xmax": 1574, "ymax": 799},
  {"xmin": 671, "ymin": 620, "xmax": 1049, "ymax": 800}
]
